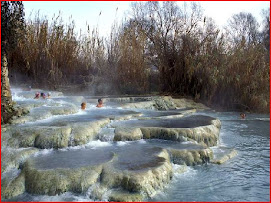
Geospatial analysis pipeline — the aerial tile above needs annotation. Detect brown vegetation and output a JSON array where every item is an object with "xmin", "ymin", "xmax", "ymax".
[{"xmin": 6, "ymin": 2, "xmax": 270, "ymax": 112}]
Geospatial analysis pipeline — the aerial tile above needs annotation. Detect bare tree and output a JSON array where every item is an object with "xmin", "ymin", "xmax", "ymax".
[{"xmin": 227, "ymin": 12, "xmax": 260, "ymax": 46}]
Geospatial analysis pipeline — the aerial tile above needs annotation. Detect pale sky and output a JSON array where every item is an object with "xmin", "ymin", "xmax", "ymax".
[{"xmin": 24, "ymin": 1, "xmax": 270, "ymax": 37}]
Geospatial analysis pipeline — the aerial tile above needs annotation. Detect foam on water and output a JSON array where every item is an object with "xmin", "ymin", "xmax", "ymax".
[
  {"xmin": 34, "ymin": 149, "xmax": 54, "ymax": 157},
  {"xmin": 58, "ymin": 140, "xmax": 113, "ymax": 152},
  {"xmin": 181, "ymin": 141, "xmax": 197, "ymax": 145},
  {"xmin": 12, "ymin": 94, "xmax": 30, "ymax": 101},
  {"xmin": 255, "ymin": 117, "xmax": 270, "ymax": 121},
  {"xmin": 116, "ymin": 139, "xmax": 147, "ymax": 146},
  {"xmin": 172, "ymin": 163, "xmax": 184, "ymax": 172},
  {"xmin": 84, "ymin": 104, "xmax": 97, "ymax": 109},
  {"xmin": 59, "ymin": 145, "xmax": 87, "ymax": 152},
  {"xmin": 99, "ymin": 105, "xmax": 121, "ymax": 110},
  {"xmin": 26, "ymin": 192, "xmax": 96, "ymax": 202},
  {"xmin": 84, "ymin": 104, "xmax": 122, "ymax": 110},
  {"xmin": 11, "ymin": 88, "xmax": 24, "ymax": 96},
  {"xmin": 150, "ymin": 165, "xmax": 197, "ymax": 201},
  {"xmin": 98, "ymin": 128, "xmax": 115, "ymax": 142},
  {"xmin": 137, "ymin": 139, "xmax": 147, "ymax": 144},
  {"xmin": 86, "ymin": 183, "xmax": 110, "ymax": 201},
  {"xmin": 210, "ymin": 146, "xmax": 227, "ymax": 154},
  {"xmin": 76, "ymin": 109, "xmax": 88, "ymax": 115},
  {"xmin": 19, "ymin": 108, "xmax": 86, "ymax": 126},
  {"xmin": 235, "ymin": 123, "xmax": 248, "ymax": 129},
  {"xmin": 115, "ymin": 141, "xmax": 129, "ymax": 146},
  {"xmin": 17, "ymin": 114, "xmax": 59, "ymax": 126},
  {"xmin": 216, "ymin": 131, "xmax": 227, "ymax": 147},
  {"xmin": 86, "ymin": 140, "xmax": 112, "ymax": 148},
  {"xmin": 107, "ymin": 118, "xmax": 139, "ymax": 128},
  {"xmin": 173, "ymin": 166, "xmax": 197, "ymax": 180}
]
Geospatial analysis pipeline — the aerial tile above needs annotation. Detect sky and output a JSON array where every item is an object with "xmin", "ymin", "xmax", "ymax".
[{"xmin": 23, "ymin": 1, "xmax": 270, "ymax": 37}]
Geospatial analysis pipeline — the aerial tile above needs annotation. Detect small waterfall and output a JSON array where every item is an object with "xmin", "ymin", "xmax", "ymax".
[
  {"xmin": 68, "ymin": 129, "xmax": 75, "ymax": 146},
  {"xmin": 98, "ymin": 127, "xmax": 115, "ymax": 142},
  {"xmin": 86, "ymin": 183, "xmax": 111, "ymax": 201}
]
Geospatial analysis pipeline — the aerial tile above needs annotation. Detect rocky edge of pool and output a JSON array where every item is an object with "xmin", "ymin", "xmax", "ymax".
[{"xmin": 1, "ymin": 88, "xmax": 238, "ymax": 202}]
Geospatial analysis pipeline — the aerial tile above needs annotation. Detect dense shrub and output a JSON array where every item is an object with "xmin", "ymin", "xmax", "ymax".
[{"xmin": 5, "ymin": 2, "xmax": 270, "ymax": 112}]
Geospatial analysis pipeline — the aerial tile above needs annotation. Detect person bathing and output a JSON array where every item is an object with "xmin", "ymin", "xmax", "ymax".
[
  {"xmin": 81, "ymin": 102, "xmax": 87, "ymax": 110},
  {"xmin": 240, "ymin": 113, "xmax": 246, "ymax": 119},
  {"xmin": 34, "ymin": 92, "xmax": 51, "ymax": 99},
  {"xmin": 41, "ymin": 92, "xmax": 46, "ymax": 99},
  {"xmin": 96, "ymin": 98, "xmax": 104, "ymax": 108},
  {"xmin": 34, "ymin": 92, "xmax": 40, "ymax": 99}
]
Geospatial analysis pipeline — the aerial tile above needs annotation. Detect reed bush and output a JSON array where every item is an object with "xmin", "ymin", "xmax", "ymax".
[{"xmin": 6, "ymin": 2, "xmax": 269, "ymax": 112}]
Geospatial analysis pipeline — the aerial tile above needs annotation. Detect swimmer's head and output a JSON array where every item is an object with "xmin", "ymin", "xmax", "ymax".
[
  {"xmin": 81, "ymin": 102, "xmax": 86, "ymax": 110},
  {"xmin": 98, "ymin": 98, "xmax": 103, "ymax": 104}
]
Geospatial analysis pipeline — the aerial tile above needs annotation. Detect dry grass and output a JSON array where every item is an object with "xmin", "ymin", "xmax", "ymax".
[{"xmin": 9, "ymin": 3, "xmax": 269, "ymax": 112}]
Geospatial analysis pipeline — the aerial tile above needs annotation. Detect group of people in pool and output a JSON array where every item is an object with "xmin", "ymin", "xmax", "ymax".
[
  {"xmin": 34, "ymin": 92, "xmax": 103, "ymax": 109},
  {"xmin": 81, "ymin": 98, "xmax": 103, "ymax": 110},
  {"xmin": 34, "ymin": 92, "xmax": 51, "ymax": 99},
  {"xmin": 33, "ymin": 91, "xmax": 247, "ymax": 115}
]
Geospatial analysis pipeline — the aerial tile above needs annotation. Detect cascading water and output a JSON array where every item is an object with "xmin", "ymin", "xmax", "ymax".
[{"xmin": 1, "ymin": 88, "xmax": 269, "ymax": 202}]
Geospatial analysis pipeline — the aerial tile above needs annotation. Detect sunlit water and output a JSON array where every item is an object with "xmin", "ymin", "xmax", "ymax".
[{"xmin": 6, "ymin": 89, "xmax": 270, "ymax": 202}]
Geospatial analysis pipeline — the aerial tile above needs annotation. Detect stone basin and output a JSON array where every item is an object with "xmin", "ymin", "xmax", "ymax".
[
  {"xmin": 145, "ymin": 139, "xmax": 205, "ymax": 150},
  {"xmin": 138, "ymin": 140, "xmax": 213, "ymax": 166},
  {"xmin": 2, "ymin": 139, "xmax": 212, "ymax": 200},
  {"xmin": 8, "ymin": 118, "xmax": 110, "ymax": 149},
  {"xmin": 23, "ymin": 108, "xmax": 141, "ymax": 126},
  {"xmin": 1, "ymin": 148, "xmax": 39, "ymax": 174},
  {"xmin": 11, "ymin": 103, "xmax": 78, "ymax": 124},
  {"xmin": 112, "ymin": 115, "xmax": 214, "ymax": 128},
  {"xmin": 22, "ymin": 142, "xmax": 173, "ymax": 198},
  {"xmin": 3, "ymin": 89, "xmax": 225, "ymax": 201},
  {"xmin": 83, "ymin": 108, "xmax": 142, "ymax": 120},
  {"xmin": 140, "ymin": 110, "xmax": 182, "ymax": 118},
  {"xmin": 138, "ymin": 109, "xmax": 196, "ymax": 119},
  {"xmin": 8, "ymin": 107, "xmax": 142, "ymax": 149},
  {"xmin": 112, "ymin": 143, "xmax": 166, "ymax": 171},
  {"xmin": 211, "ymin": 146, "xmax": 238, "ymax": 164},
  {"xmin": 31, "ymin": 148, "xmax": 114, "ymax": 170},
  {"xmin": 111, "ymin": 115, "xmax": 221, "ymax": 147},
  {"xmin": 29, "ymin": 142, "xmax": 166, "ymax": 172}
]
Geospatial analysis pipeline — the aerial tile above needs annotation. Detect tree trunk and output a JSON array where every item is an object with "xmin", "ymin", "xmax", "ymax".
[{"xmin": 1, "ymin": 53, "xmax": 13, "ymax": 123}]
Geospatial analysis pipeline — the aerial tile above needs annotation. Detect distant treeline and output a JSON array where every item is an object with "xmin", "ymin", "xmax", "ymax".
[{"xmin": 3, "ymin": 2, "xmax": 270, "ymax": 112}]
